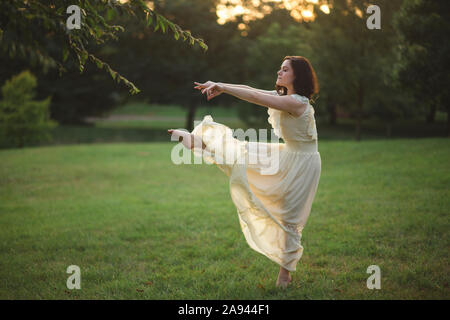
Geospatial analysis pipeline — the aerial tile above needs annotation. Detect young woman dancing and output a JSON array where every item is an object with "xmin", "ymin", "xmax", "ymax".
[{"xmin": 168, "ymin": 56, "xmax": 321, "ymax": 289}]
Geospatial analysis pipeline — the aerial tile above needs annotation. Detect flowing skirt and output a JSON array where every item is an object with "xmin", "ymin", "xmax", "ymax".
[{"xmin": 189, "ymin": 115, "xmax": 321, "ymax": 271}]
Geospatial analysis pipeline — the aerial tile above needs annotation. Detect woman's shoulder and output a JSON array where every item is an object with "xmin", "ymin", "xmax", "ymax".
[
  {"xmin": 270, "ymin": 91, "xmax": 310, "ymax": 104},
  {"xmin": 290, "ymin": 94, "xmax": 309, "ymax": 104}
]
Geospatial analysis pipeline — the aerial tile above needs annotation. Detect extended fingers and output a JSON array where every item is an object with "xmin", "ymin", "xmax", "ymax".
[
  {"xmin": 203, "ymin": 85, "xmax": 214, "ymax": 94},
  {"xmin": 194, "ymin": 81, "xmax": 207, "ymax": 88},
  {"xmin": 193, "ymin": 82, "xmax": 217, "ymax": 100}
]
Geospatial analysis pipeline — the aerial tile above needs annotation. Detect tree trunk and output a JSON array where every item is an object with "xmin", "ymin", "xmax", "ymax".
[
  {"xmin": 355, "ymin": 83, "xmax": 364, "ymax": 141},
  {"xmin": 426, "ymin": 102, "xmax": 436, "ymax": 123},
  {"xmin": 447, "ymin": 102, "xmax": 450, "ymax": 138},
  {"xmin": 328, "ymin": 101, "xmax": 337, "ymax": 125},
  {"xmin": 386, "ymin": 122, "xmax": 392, "ymax": 138},
  {"xmin": 185, "ymin": 102, "xmax": 197, "ymax": 132},
  {"xmin": 355, "ymin": 112, "xmax": 361, "ymax": 141}
]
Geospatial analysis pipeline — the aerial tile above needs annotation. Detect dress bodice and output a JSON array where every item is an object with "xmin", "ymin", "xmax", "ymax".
[{"xmin": 267, "ymin": 90, "xmax": 318, "ymax": 143}]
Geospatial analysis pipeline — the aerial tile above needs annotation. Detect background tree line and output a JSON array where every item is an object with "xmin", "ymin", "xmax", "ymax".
[{"xmin": 1, "ymin": 0, "xmax": 448, "ymax": 146}]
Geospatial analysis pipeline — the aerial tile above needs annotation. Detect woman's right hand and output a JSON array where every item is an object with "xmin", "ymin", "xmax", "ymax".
[{"xmin": 194, "ymin": 81, "xmax": 216, "ymax": 94}]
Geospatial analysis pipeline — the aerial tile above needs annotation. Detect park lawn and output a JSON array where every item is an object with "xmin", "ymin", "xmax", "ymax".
[{"xmin": 0, "ymin": 138, "xmax": 448, "ymax": 299}]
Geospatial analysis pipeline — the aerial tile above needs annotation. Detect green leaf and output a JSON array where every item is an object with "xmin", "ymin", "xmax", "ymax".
[
  {"xmin": 95, "ymin": 60, "xmax": 103, "ymax": 69},
  {"xmin": 147, "ymin": 14, "xmax": 153, "ymax": 27},
  {"xmin": 62, "ymin": 47, "xmax": 69, "ymax": 62},
  {"xmin": 154, "ymin": 15, "xmax": 160, "ymax": 32},
  {"xmin": 106, "ymin": 8, "xmax": 116, "ymax": 21},
  {"xmin": 168, "ymin": 22, "xmax": 177, "ymax": 33},
  {"xmin": 108, "ymin": 69, "xmax": 117, "ymax": 80},
  {"xmin": 79, "ymin": 50, "xmax": 88, "ymax": 64},
  {"xmin": 159, "ymin": 16, "xmax": 166, "ymax": 33}
]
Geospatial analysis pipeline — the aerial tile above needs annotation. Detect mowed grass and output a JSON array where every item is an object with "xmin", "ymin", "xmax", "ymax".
[{"xmin": 0, "ymin": 138, "xmax": 449, "ymax": 299}]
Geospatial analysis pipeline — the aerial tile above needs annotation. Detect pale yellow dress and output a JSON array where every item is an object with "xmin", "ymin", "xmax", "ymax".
[{"xmin": 189, "ymin": 91, "xmax": 321, "ymax": 272}]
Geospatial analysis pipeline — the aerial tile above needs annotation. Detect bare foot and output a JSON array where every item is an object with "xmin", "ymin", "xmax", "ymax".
[
  {"xmin": 276, "ymin": 272, "xmax": 292, "ymax": 289},
  {"xmin": 168, "ymin": 129, "xmax": 192, "ymax": 148},
  {"xmin": 168, "ymin": 129, "xmax": 206, "ymax": 150}
]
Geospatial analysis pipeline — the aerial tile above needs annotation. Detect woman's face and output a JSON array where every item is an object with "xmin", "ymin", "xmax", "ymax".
[{"xmin": 276, "ymin": 60, "xmax": 295, "ymax": 87}]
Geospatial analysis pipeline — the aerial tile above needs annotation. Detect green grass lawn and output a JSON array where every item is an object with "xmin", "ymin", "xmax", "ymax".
[{"xmin": 0, "ymin": 138, "xmax": 449, "ymax": 299}]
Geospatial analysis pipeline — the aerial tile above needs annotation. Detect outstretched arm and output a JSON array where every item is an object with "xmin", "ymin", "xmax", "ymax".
[
  {"xmin": 218, "ymin": 82, "xmax": 276, "ymax": 95},
  {"xmin": 219, "ymin": 83, "xmax": 303, "ymax": 116}
]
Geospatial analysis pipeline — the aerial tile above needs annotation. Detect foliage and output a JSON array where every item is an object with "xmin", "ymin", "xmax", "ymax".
[
  {"xmin": 0, "ymin": 0, "xmax": 208, "ymax": 95},
  {"xmin": 393, "ymin": 0, "xmax": 450, "ymax": 121},
  {"xmin": 0, "ymin": 70, "xmax": 57, "ymax": 148},
  {"xmin": 299, "ymin": 0, "xmax": 408, "ymax": 139},
  {"xmin": 237, "ymin": 19, "xmax": 304, "ymax": 128},
  {"xmin": 98, "ymin": 0, "xmax": 242, "ymax": 131}
]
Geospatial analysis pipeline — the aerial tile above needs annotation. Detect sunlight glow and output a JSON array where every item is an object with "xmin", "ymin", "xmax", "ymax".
[
  {"xmin": 302, "ymin": 10, "xmax": 313, "ymax": 18},
  {"xmin": 233, "ymin": 5, "xmax": 245, "ymax": 15},
  {"xmin": 120, "ymin": 0, "xmax": 331, "ymax": 26},
  {"xmin": 290, "ymin": 9, "xmax": 302, "ymax": 21},
  {"xmin": 216, "ymin": 0, "xmax": 331, "ymax": 25},
  {"xmin": 217, "ymin": 3, "xmax": 256, "ymax": 25},
  {"xmin": 320, "ymin": 4, "xmax": 330, "ymax": 14},
  {"xmin": 118, "ymin": 0, "xmax": 154, "ymax": 11}
]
